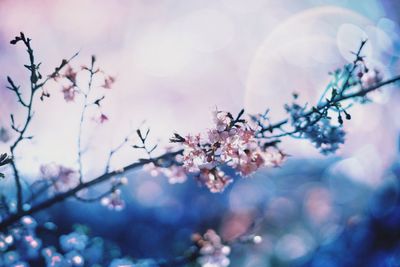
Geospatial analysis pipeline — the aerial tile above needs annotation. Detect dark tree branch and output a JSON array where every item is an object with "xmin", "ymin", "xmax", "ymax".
[
  {"xmin": 7, "ymin": 33, "xmax": 77, "ymax": 213},
  {"xmin": 0, "ymin": 149, "xmax": 182, "ymax": 230},
  {"xmin": 257, "ymin": 74, "xmax": 400, "ymax": 139}
]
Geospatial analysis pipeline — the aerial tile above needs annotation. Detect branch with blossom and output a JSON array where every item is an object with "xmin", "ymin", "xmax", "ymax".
[
  {"xmin": 0, "ymin": 32, "xmax": 399, "ymax": 266},
  {"xmin": 6, "ymin": 32, "xmax": 78, "ymax": 214}
]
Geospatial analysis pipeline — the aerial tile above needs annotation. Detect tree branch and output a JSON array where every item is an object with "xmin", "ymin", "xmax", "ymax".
[
  {"xmin": 0, "ymin": 150, "xmax": 182, "ymax": 230},
  {"xmin": 7, "ymin": 33, "xmax": 78, "ymax": 213},
  {"xmin": 257, "ymin": 74, "xmax": 400, "ymax": 138}
]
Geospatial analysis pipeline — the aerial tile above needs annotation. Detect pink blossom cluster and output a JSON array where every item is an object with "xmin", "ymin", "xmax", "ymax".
[
  {"xmin": 180, "ymin": 111, "xmax": 284, "ymax": 192},
  {"xmin": 52, "ymin": 59, "xmax": 115, "ymax": 124},
  {"xmin": 143, "ymin": 111, "xmax": 285, "ymax": 193},
  {"xmin": 192, "ymin": 229, "xmax": 231, "ymax": 267},
  {"xmin": 57, "ymin": 64, "xmax": 115, "ymax": 103},
  {"xmin": 61, "ymin": 66, "xmax": 79, "ymax": 102},
  {"xmin": 98, "ymin": 176, "xmax": 128, "ymax": 211},
  {"xmin": 360, "ymin": 68, "xmax": 383, "ymax": 88},
  {"xmin": 40, "ymin": 163, "xmax": 79, "ymax": 192}
]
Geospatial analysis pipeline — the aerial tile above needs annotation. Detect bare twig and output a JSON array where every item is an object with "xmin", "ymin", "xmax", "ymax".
[
  {"xmin": 77, "ymin": 55, "xmax": 97, "ymax": 183},
  {"xmin": 104, "ymin": 130, "xmax": 135, "ymax": 174},
  {"xmin": 7, "ymin": 33, "xmax": 76, "ymax": 212}
]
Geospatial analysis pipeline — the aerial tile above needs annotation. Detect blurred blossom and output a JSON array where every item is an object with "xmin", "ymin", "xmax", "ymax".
[
  {"xmin": 193, "ymin": 229, "xmax": 231, "ymax": 267},
  {"xmin": 134, "ymin": 180, "xmax": 163, "ymax": 207},
  {"xmin": 360, "ymin": 68, "xmax": 383, "ymax": 87},
  {"xmin": 143, "ymin": 162, "xmax": 187, "ymax": 185},
  {"xmin": 0, "ymin": 234, "xmax": 12, "ymax": 252},
  {"xmin": 275, "ymin": 231, "xmax": 315, "ymax": 262},
  {"xmin": 100, "ymin": 190, "xmax": 125, "ymax": 211},
  {"xmin": 221, "ymin": 213, "xmax": 254, "ymax": 242},
  {"xmin": 253, "ymin": 235, "xmax": 263, "ymax": 244},
  {"xmin": 304, "ymin": 186, "xmax": 333, "ymax": 225},
  {"xmin": 40, "ymin": 163, "xmax": 79, "ymax": 192},
  {"xmin": 21, "ymin": 216, "xmax": 37, "ymax": 229},
  {"xmin": 60, "ymin": 232, "xmax": 88, "ymax": 252},
  {"xmin": 65, "ymin": 251, "xmax": 84, "ymax": 266},
  {"xmin": 22, "ymin": 234, "xmax": 42, "ymax": 257},
  {"xmin": 3, "ymin": 251, "xmax": 20, "ymax": 265}
]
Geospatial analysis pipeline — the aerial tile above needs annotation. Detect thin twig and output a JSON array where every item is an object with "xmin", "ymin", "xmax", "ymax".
[
  {"xmin": 77, "ymin": 56, "xmax": 96, "ymax": 184},
  {"xmin": 104, "ymin": 133, "xmax": 134, "ymax": 174},
  {"xmin": 7, "ymin": 33, "xmax": 77, "ymax": 213},
  {"xmin": 258, "ymin": 74, "xmax": 400, "ymax": 139}
]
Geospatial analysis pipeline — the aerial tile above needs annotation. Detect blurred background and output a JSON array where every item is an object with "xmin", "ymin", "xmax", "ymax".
[{"xmin": 1, "ymin": 0, "xmax": 400, "ymax": 266}]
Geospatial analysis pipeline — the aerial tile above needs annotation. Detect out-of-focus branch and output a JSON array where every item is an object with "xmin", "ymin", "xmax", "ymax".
[
  {"xmin": 257, "ymin": 74, "xmax": 400, "ymax": 139},
  {"xmin": 0, "ymin": 149, "xmax": 182, "ymax": 230}
]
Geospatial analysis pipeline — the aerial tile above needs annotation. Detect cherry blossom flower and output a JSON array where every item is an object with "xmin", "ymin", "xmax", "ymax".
[
  {"xmin": 65, "ymin": 251, "xmax": 84, "ymax": 266},
  {"xmin": 63, "ymin": 66, "xmax": 77, "ymax": 85},
  {"xmin": 102, "ymin": 75, "xmax": 115, "ymax": 89},
  {"xmin": 42, "ymin": 247, "xmax": 67, "ymax": 267},
  {"xmin": 92, "ymin": 113, "xmax": 109, "ymax": 124},
  {"xmin": 145, "ymin": 110, "xmax": 285, "ymax": 193},
  {"xmin": 262, "ymin": 148, "xmax": 287, "ymax": 168},
  {"xmin": 61, "ymin": 85, "xmax": 77, "ymax": 102},
  {"xmin": 197, "ymin": 169, "xmax": 232, "ymax": 193},
  {"xmin": 0, "ymin": 233, "xmax": 14, "ymax": 252},
  {"xmin": 172, "ymin": 110, "xmax": 283, "ymax": 192},
  {"xmin": 60, "ymin": 232, "xmax": 88, "ymax": 251},
  {"xmin": 3, "ymin": 251, "xmax": 28, "ymax": 267},
  {"xmin": 143, "ymin": 162, "xmax": 163, "ymax": 177},
  {"xmin": 360, "ymin": 68, "xmax": 383, "ymax": 88},
  {"xmin": 23, "ymin": 234, "xmax": 41, "ymax": 250},
  {"xmin": 162, "ymin": 165, "xmax": 187, "ymax": 184},
  {"xmin": 99, "ymin": 113, "xmax": 109, "ymax": 123},
  {"xmin": 21, "ymin": 216, "xmax": 37, "ymax": 229},
  {"xmin": 143, "ymin": 155, "xmax": 188, "ymax": 184}
]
